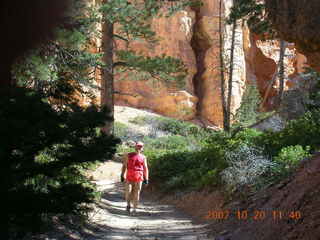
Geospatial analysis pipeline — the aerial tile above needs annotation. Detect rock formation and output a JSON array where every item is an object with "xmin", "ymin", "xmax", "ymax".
[
  {"xmin": 114, "ymin": 7, "xmax": 198, "ymax": 120},
  {"xmin": 91, "ymin": 0, "xmax": 311, "ymax": 127},
  {"xmin": 265, "ymin": 0, "xmax": 320, "ymax": 72}
]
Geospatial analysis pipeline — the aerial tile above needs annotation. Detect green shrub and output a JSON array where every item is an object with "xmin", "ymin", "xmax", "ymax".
[
  {"xmin": 148, "ymin": 142, "xmax": 228, "ymax": 191},
  {"xmin": 143, "ymin": 135, "xmax": 189, "ymax": 150},
  {"xmin": 254, "ymin": 145, "xmax": 311, "ymax": 189},
  {"xmin": 274, "ymin": 145, "xmax": 311, "ymax": 168},
  {"xmin": 114, "ymin": 121, "xmax": 143, "ymax": 142},
  {"xmin": 156, "ymin": 117, "xmax": 203, "ymax": 136},
  {"xmin": 196, "ymin": 169, "xmax": 221, "ymax": 188},
  {"xmin": 234, "ymin": 82, "xmax": 262, "ymax": 127},
  {"xmin": 230, "ymin": 128, "xmax": 263, "ymax": 146},
  {"xmin": 256, "ymin": 110, "xmax": 320, "ymax": 156},
  {"xmin": 114, "ymin": 122, "xmax": 130, "ymax": 140},
  {"xmin": 128, "ymin": 115, "xmax": 152, "ymax": 125}
]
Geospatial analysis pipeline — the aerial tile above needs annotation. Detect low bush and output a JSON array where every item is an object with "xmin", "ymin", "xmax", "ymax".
[
  {"xmin": 155, "ymin": 116, "xmax": 211, "ymax": 140},
  {"xmin": 255, "ymin": 145, "xmax": 311, "ymax": 189},
  {"xmin": 114, "ymin": 122, "xmax": 130, "ymax": 140},
  {"xmin": 274, "ymin": 145, "xmax": 311, "ymax": 167},
  {"xmin": 256, "ymin": 110, "xmax": 320, "ymax": 156},
  {"xmin": 114, "ymin": 121, "xmax": 143, "ymax": 142},
  {"xmin": 149, "ymin": 142, "xmax": 228, "ymax": 191},
  {"xmin": 220, "ymin": 144, "xmax": 273, "ymax": 192},
  {"xmin": 128, "ymin": 115, "xmax": 154, "ymax": 125},
  {"xmin": 143, "ymin": 135, "xmax": 190, "ymax": 151}
]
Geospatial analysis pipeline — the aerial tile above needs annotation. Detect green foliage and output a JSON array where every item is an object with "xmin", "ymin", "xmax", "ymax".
[
  {"xmin": 302, "ymin": 68, "xmax": 320, "ymax": 111},
  {"xmin": 157, "ymin": 117, "xmax": 194, "ymax": 135},
  {"xmin": 12, "ymin": 0, "xmax": 101, "ymax": 104},
  {"xmin": 114, "ymin": 122, "xmax": 130, "ymax": 140},
  {"xmin": 234, "ymin": 83, "xmax": 262, "ymax": 127},
  {"xmin": 230, "ymin": 128, "xmax": 263, "ymax": 147},
  {"xmin": 143, "ymin": 135, "xmax": 190, "ymax": 151},
  {"xmin": 256, "ymin": 110, "xmax": 320, "ymax": 156},
  {"xmin": 147, "ymin": 130, "xmax": 234, "ymax": 191},
  {"xmin": 148, "ymin": 112, "xmax": 319, "ymax": 193},
  {"xmin": 100, "ymin": 0, "xmax": 190, "ymax": 90},
  {"xmin": 100, "ymin": 0, "xmax": 161, "ymax": 41},
  {"xmin": 2, "ymin": 88, "xmax": 120, "ymax": 234},
  {"xmin": 255, "ymin": 145, "xmax": 311, "ymax": 189},
  {"xmin": 116, "ymin": 50, "xmax": 187, "ymax": 88},
  {"xmin": 149, "ymin": 146, "xmax": 227, "ymax": 191},
  {"xmin": 156, "ymin": 116, "xmax": 209, "ymax": 138},
  {"xmin": 228, "ymin": 0, "xmax": 274, "ymax": 35},
  {"xmin": 129, "ymin": 116, "xmax": 151, "ymax": 125},
  {"xmin": 274, "ymin": 145, "xmax": 311, "ymax": 167}
]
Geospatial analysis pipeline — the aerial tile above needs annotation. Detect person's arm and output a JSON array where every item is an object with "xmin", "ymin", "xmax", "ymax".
[
  {"xmin": 143, "ymin": 156, "xmax": 149, "ymax": 182},
  {"xmin": 121, "ymin": 154, "xmax": 128, "ymax": 181}
]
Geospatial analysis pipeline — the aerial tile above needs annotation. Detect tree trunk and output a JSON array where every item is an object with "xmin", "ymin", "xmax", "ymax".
[
  {"xmin": 260, "ymin": 39, "xmax": 286, "ymax": 110},
  {"xmin": 219, "ymin": 0, "xmax": 228, "ymax": 131},
  {"xmin": 226, "ymin": 17, "xmax": 237, "ymax": 132},
  {"xmin": 101, "ymin": 3, "xmax": 114, "ymax": 135},
  {"xmin": 277, "ymin": 40, "xmax": 286, "ymax": 107}
]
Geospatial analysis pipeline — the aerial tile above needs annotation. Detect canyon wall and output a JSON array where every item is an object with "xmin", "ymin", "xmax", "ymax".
[
  {"xmin": 114, "ymin": 0, "xmax": 248, "ymax": 126},
  {"xmin": 114, "ymin": 8, "xmax": 198, "ymax": 120},
  {"xmin": 265, "ymin": 0, "xmax": 320, "ymax": 72},
  {"xmin": 93, "ymin": 0, "xmax": 310, "ymax": 127}
]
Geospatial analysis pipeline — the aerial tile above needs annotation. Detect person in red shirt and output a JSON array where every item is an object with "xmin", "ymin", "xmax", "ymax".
[{"xmin": 121, "ymin": 141, "xmax": 149, "ymax": 214}]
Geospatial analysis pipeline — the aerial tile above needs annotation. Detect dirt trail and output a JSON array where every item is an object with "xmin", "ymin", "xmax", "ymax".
[{"xmin": 83, "ymin": 160, "xmax": 210, "ymax": 240}]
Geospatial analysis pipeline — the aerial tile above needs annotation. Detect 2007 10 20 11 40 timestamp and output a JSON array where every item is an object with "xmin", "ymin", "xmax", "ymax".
[{"xmin": 204, "ymin": 210, "xmax": 302, "ymax": 220}]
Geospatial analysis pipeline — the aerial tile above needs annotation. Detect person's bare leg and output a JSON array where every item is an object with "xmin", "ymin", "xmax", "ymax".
[
  {"xmin": 125, "ymin": 182, "xmax": 132, "ymax": 213},
  {"xmin": 132, "ymin": 182, "xmax": 142, "ymax": 213}
]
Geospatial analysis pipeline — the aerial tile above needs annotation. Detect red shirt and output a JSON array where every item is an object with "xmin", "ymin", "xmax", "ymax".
[{"xmin": 126, "ymin": 152, "xmax": 146, "ymax": 182}]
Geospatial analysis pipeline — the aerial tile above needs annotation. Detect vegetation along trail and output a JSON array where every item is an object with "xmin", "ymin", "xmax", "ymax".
[{"xmin": 85, "ymin": 160, "xmax": 210, "ymax": 240}]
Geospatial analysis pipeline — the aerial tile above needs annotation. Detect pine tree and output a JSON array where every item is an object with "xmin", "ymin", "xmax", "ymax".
[
  {"xmin": 99, "ymin": 0, "xmax": 190, "ymax": 134},
  {"xmin": 2, "ymin": 88, "xmax": 120, "ymax": 236}
]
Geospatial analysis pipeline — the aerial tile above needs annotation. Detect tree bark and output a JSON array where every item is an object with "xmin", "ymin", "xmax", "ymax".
[
  {"xmin": 101, "ymin": 2, "xmax": 114, "ymax": 135},
  {"xmin": 260, "ymin": 39, "xmax": 286, "ymax": 110},
  {"xmin": 226, "ymin": 17, "xmax": 237, "ymax": 132},
  {"xmin": 277, "ymin": 39, "xmax": 286, "ymax": 107},
  {"xmin": 219, "ymin": 0, "xmax": 228, "ymax": 131}
]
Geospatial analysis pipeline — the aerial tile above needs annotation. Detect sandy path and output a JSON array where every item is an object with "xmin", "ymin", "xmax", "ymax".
[{"xmin": 84, "ymin": 161, "xmax": 210, "ymax": 240}]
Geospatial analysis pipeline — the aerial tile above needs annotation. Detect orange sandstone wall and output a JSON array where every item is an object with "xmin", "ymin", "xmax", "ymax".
[{"xmin": 91, "ymin": 0, "xmax": 311, "ymax": 127}]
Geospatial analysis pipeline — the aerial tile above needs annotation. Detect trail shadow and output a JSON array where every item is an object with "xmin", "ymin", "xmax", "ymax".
[{"xmin": 79, "ymin": 180, "xmax": 210, "ymax": 239}]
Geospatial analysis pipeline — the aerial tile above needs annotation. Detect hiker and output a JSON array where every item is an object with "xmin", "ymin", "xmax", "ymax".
[{"xmin": 121, "ymin": 141, "xmax": 149, "ymax": 214}]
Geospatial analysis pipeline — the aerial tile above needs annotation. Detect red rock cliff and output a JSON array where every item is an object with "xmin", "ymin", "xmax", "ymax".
[{"xmin": 92, "ymin": 0, "xmax": 310, "ymax": 127}]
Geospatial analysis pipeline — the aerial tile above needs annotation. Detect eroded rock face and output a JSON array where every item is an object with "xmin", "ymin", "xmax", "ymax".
[
  {"xmin": 265, "ymin": 0, "xmax": 320, "ymax": 72},
  {"xmin": 97, "ymin": 0, "xmax": 310, "ymax": 127},
  {"xmin": 114, "ymin": 7, "xmax": 198, "ymax": 120},
  {"xmin": 191, "ymin": 0, "xmax": 246, "ymax": 126},
  {"xmin": 114, "ymin": 0, "xmax": 248, "ymax": 126},
  {"xmin": 243, "ymin": 30, "xmax": 308, "ymax": 110}
]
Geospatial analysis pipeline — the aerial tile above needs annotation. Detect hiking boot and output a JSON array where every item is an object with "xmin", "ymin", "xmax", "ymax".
[
  {"xmin": 126, "ymin": 205, "xmax": 131, "ymax": 214},
  {"xmin": 132, "ymin": 209, "xmax": 137, "ymax": 216}
]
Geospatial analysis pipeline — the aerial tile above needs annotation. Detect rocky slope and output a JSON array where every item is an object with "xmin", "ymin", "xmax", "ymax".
[{"xmin": 206, "ymin": 153, "xmax": 320, "ymax": 240}]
